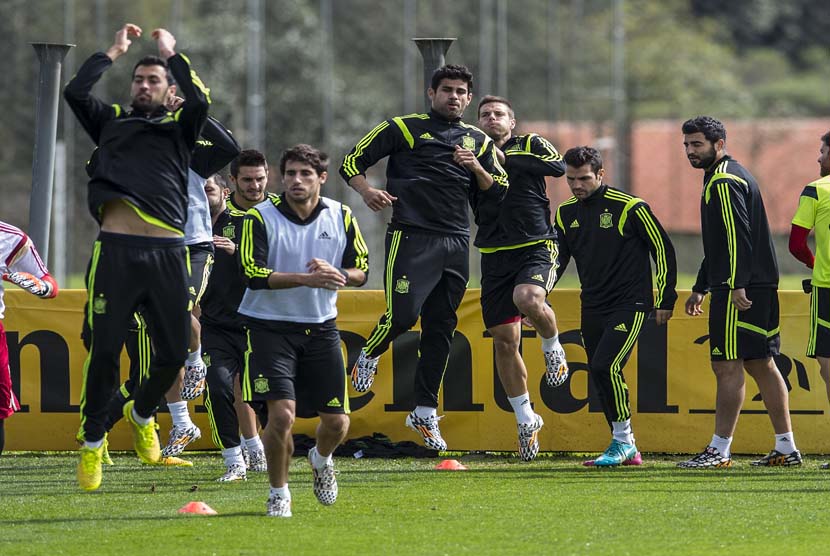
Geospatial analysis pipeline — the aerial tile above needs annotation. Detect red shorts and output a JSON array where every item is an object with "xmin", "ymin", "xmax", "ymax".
[{"xmin": 0, "ymin": 321, "xmax": 20, "ymax": 419}]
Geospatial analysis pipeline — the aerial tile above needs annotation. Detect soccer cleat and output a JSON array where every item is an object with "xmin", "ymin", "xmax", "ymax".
[
  {"xmin": 181, "ymin": 361, "xmax": 207, "ymax": 400},
  {"xmin": 217, "ymin": 463, "xmax": 247, "ymax": 482},
  {"xmin": 517, "ymin": 413, "xmax": 544, "ymax": 462},
  {"xmin": 161, "ymin": 424, "xmax": 201, "ymax": 458},
  {"xmin": 405, "ymin": 411, "xmax": 447, "ymax": 451},
  {"xmin": 821, "ymin": 462, "xmax": 830, "ymax": 470},
  {"xmin": 590, "ymin": 439, "xmax": 639, "ymax": 467},
  {"xmin": 351, "ymin": 349, "xmax": 379, "ymax": 392},
  {"xmin": 266, "ymin": 494, "xmax": 292, "ymax": 517},
  {"xmin": 77, "ymin": 444, "xmax": 104, "ymax": 491},
  {"xmin": 583, "ymin": 450, "xmax": 642, "ymax": 467},
  {"xmin": 122, "ymin": 400, "xmax": 161, "ymax": 464},
  {"xmin": 544, "ymin": 345, "xmax": 569, "ymax": 388},
  {"xmin": 151, "ymin": 456, "xmax": 194, "ymax": 467},
  {"xmin": 677, "ymin": 446, "xmax": 733, "ymax": 469},
  {"xmin": 248, "ymin": 447, "xmax": 268, "ymax": 472},
  {"xmin": 308, "ymin": 447, "xmax": 339, "ymax": 506},
  {"xmin": 750, "ymin": 449, "xmax": 803, "ymax": 467}
]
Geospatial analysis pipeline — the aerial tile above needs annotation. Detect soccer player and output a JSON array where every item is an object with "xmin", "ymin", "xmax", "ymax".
[
  {"xmin": 554, "ymin": 146, "xmax": 677, "ymax": 466},
  {"xmin": 240, "ymin": 144, "xmax": 368, "ymax": 517},
  {"xmin": 340, "ymin": 65, "xmax": 508, "ymax": 450},
  {"xmin": 789, "ymin": 130, "xmax": 830, "ymax": 467},
  {"xmin": 65, "ymin": 23, "xmax": 210, "ymax": 490},
  {"xmin": 228, "ymin": 149, "xmax": 277, "ymax": 212},
  {"xmin": 201, "ymin": 168, "xmax": 267, "ymax": 482},
  {"xmin": 96, "ymin": 113, "xmax": 241, "ymax": 464},
  {"xmin": 679, "ymin": 116, "xmax": 800, "ymax": 468},
  {"xmin": 0, "ymin": 223, "xmax": 58, "ymax": 456},
  {"xmin": 476, "ymin": 95, "xmax": 568, "ymax": 461}
]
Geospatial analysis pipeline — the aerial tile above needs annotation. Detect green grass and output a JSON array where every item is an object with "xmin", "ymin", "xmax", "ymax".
[{"xmin": 2, "ymin": 452, "xmax": 829, "ymax": 555}]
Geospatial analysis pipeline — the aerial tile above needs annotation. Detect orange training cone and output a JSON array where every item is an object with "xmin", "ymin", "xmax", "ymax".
[
  {"xmin": 434, "ymin": 459, "xmax": 467, "ymax": 470},
  {"xmin": 178, "ymin": 501, "xmax": 218, "ymax": 515}
]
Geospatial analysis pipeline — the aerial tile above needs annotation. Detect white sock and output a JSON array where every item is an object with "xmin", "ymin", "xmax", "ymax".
[
  {"xmin": 186, "ymin": 346, "xmax": 202, "ymax": 367},
  {"xmin": 222, "ymin": 445, "xmax": 244, "ymax": 467},
  {"xmin": 84, "ymin": 439, "xmax": 104, "ymax": 449},
  {"xmin": 507, "ymin": 393, "xmax": 535, "ymax": 424},
  {"xmin": 243, "ymin": 434, "xmax": 264, "ymax": 452},
  {"xmin": 774, "ymin": 432, "xmax": 797, "ymax": 454},
  {"xmin": 131, "ymin": 407, "xmax": 152, "ymax": 426},
  {"xmin": 612, "ymin": 420, "xmax": 634, "ymax": 445},
  {"xmin": 709, "ymin": 434, "xmax": 733, "ymax": 457},
  {"xmin": 168, "ymin": 401, "xmax": 193, "ymax": 428},
  {"xmin": 414, "ymin": 406, "xmax": 437, "ymax": 419},
  {"xmin": 541, "ymin": 334, "xmax": 560, "ymax": 352},
  {"xmin": 270, "ymin": 485, "xmax": 290, "ymax": 499},
  {"xmin": 310, "ymin": 446, "xmax": 333, "ymax": 469}
]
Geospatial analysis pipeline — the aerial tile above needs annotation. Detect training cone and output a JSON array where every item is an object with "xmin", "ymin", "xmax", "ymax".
[
  {"xmin": 178, "ymin": 501, "xmax": 218, "ymax": 515},
  {"xmin": 434, "ymin": 459, "xmax": 467, "ymax": 471}
]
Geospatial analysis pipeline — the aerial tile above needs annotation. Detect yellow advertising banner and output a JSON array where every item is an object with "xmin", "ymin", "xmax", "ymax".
[{"xmin": 4, "ymin": 289, "xmax": 828, "ymax": 453}]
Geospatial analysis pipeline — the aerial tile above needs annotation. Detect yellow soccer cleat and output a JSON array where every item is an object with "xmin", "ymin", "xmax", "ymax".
[
  {"xmin": 77, "ymin": 444, "xmax": 104, "ymax": 491},
  {"xmin": 102, "ymin": 436, "xmax": 114, "ymax": 465},
  {"xmin": 122, "ymin": 400, "xmax": 161, "ymax": 464},
  {"xmin": 149, "ymin": 456, "xmax": 194, "ymax": 467}
]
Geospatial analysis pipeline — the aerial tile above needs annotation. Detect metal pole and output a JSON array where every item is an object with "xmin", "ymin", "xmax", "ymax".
[
  {"xmin": 246, "ymin": 0, "xmax": 265, "ymax": 150},
  {"xmin": 495, "ymin": 0, "xmax": 508, "ymax": 97},
  {"xmin": 402, "ymin": 0, "xmax": 417, "ymax": 114},
  {"xmin": 29, "ymin": 43, "xmax": 73, "ymax": 261},
  {"xmin": 547, "ymin": 0, "xmax": 562, "ymax": 124},
  {"xmin": 612, "ymin": 0, "xmax": 628, "ymax": 191},
  {"xmin": 413, "ymin": 38, "xmax": 455, "ymax": 110},
  {"xmin": 320, "ymin": 0, "xmax": 334, "ymax": 152},
  {"xmin": 57, "ymin": 0, "xmax": 76, "ymax": 284},
  {"xmin": 478, "ymin": 0, "xmax": 494, "ymax": 96}
]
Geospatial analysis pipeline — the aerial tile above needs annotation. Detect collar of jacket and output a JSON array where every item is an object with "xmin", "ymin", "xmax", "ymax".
[
  {"xmin": 429, "ymin": 109, "xmax": 462, "ymax": 123},
  {"xmin": 581, "ymin": 184, "xmax": 608, "ymax": 204}
]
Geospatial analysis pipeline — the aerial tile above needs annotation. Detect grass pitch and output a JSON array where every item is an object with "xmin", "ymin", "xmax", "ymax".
[{"xmin": 2, "ymin": 451, "xmax": 829, "ymax": 555}]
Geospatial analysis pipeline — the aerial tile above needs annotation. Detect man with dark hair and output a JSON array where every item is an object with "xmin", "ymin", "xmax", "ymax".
[
  {"xmin": 476, "ymin": 95, "xmax": 567, "ymax": 461},
  {"xmin": 680, "ymin": 116, "xmax": 800, "ymax": 468},
  {"xmin": 789, "ymin": 132, "xmax": 830, "ymax": 466},
  {"xmin": 64, "ymin": 23, "xmax": 210, "ymax": 490},
  {"xmin": 554, "ymin": 146, "xmax": 677, "ymax": 466},
  {"xmin": 229, "ymin": 149, "xmax": 275, "ymax": 212},
  {"xmin": 340, "ymin": 64, "xmax": 508, "ymax": 450},
  {"xmin": 240, "ymin": 144, "xmax": 369, "ymax": 517}
]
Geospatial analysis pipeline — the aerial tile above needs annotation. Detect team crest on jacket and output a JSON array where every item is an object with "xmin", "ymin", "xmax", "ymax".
[
  {"xmin": 202, "ymin": 353, "xmax": 211, "ymax": 368},
  {"xmin": 599, "ymin": 210, "xmax": 613, "ymax": 229},
  {"xmin": 254, "ymin": 376, "xmax": 269, "ymax": 394},
  {"xmin": 462, "ymin": 135, "xmax": 476, "ymax": 150},
  {"xmin": 222, "ymin": 224, "xmax": 235, "ymax": 239},
  {"xmin": 92, "ymin": 295, "xmax": 107, "ymax": 315},
  {"xmin": 395, "ymin": 277, "xmax": 410, "ymax": 294}
]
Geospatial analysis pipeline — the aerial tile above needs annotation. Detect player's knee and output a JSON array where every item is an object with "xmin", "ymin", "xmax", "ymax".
[
  {"xmin": 492, "ymin": 333, "xmax": 520, "ymax": 357},
  {"xmin": 513, "ymin": 286, "xmax": 545, "ymax": 315},
  {"xmin": 322, "ymin": 414, "xmax": 349, "ymax": 438},
  {"xmin": 266, "ymin": 406, "xmax": 295, "ymax": 433}
]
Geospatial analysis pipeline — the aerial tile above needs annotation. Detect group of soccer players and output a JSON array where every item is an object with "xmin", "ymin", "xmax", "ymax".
[{"xmin": 0, "ymin": 22, "xmax": 822, "ymax": 517}]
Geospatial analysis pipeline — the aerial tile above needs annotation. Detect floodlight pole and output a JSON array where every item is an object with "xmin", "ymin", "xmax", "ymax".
[
  {"xmin": 29, "ymin": 43, "xmax": 73, "ymax": 262},
  {"xmin": 413, "ymin": 38, "xmax": 455, "ymax": 110}
]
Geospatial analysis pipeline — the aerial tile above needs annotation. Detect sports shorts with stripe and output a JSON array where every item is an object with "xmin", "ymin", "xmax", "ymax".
[
  {"xmin": 186, "ymin": 242, "xmax": 214, "ymax": 310},
  {"xmin": 243, "ymin": 318, "xmax": 349, "ymax": 418},
  {"xmin": 0, "ymin": 322, "xmax": 20, "ymax": 420},
  {"xmin": 580, "ymin": 309, "xmax": 647, "ymax": 425},
  {"xmin": 708, "ymin": 286, "xmax": 780, "ymax": 362},
  {"xmin": 807, "ymin": 285, "xmax": 830, "ymax": 358},
  {"xmin": 480, "ymin": 241, "xmax": 557, "ymax": 329}
]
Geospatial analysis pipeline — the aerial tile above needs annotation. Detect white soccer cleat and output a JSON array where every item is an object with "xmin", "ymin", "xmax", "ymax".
[
  {"xmin": 351, "ymin": 349, "xmax": 379, "ymax": 392},
  {"xmin": 544, "ymin": 345, "xmax": 569, "ymax": 388},
  {"xmin": 405, "ymin": 411, "xmax": 448, "ymax": 451},
  {"xmin": 217, "ymin": 463, "xmax": 247, "ymax": 482},
  {"xmin": 248, "ymin": 447, "xmax": 268, "ymax": 472},
  {"xmin": 517, "ymin": 413, "xmax": 544, "ymax": 462},
  {"xmin": 266, "ymin": 494, "xmax": 292, "ymax": 517},
  {"xmin": 161, "ymin": 424, "xmax": 201, "ymax": 458},
  {"xmin": 181, "ymin": 362, "xmax": 207, "ymax": 400},
  {"xmin": 308, "ymin": 447, "xmax": 339, "ymax": 506}
]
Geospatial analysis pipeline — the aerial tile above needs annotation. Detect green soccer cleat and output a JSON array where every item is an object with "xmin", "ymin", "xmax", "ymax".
[
  {"xmin": 592, "ymin": 439, "xmax": 638, "ymax": 467},
  {"xmin": 122, "ymin": 400, "xmax": 160, "ymax": 464},
  {"xmin": 77, "ymin": 444, "xmax": 104, "ymax": 491}
]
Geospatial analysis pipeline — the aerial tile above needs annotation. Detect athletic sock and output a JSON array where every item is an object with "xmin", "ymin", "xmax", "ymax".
[
  {"xmin": 168, "ymin": 401, "xmax": 194, "ymax": 428},
  {"xmin": 507, "ymin": 393, "xmax": 535, "ymax": 424},
  {"xmin": 310, "ymin": 445, "xmax": 333, "ymax": 469},
  {"xmin": 185, "ymin": 346, "xmax": 202, "ymax": 367},
  {"xmin": 709, "ymin": 434, "xmax": 733, "ymax": 457},
  {"xmin": 414, "ymin": 406, "xmax": 437, "ymax": 420},
  {"xmin": 541, "ymin": 334, "xmax": 560, "ymax": 352},
  {"xmin": 131, "ymin": 407, "xmax": 152, "ymax": 426},
  {"xmin": 270, "ymin": 484, "xmax": 290, "ymax": 499},
  {"xmin": 611, "ymin": 419, "xmax": 634, "ymax": 445},
  {"xmin": 243, "ymin": 434, "xmax": 264, "ymax": 452},
  {"xmin": 222, "ymin": 445, "xmax": 244, "ymax": 467},
  {"xmin": 774, "ymin": 432, "xmax": 797, "ymax": 454},
  {"xmin": 83, "ymin": 439, "xmax": 104, "ymax": 449}
]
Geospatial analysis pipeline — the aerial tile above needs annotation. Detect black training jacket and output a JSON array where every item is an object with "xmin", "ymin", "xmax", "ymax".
[
  {"xmin": 199, "ymin": 208, "xmax": 246, "ymax": 330},
  {"xmin": 554, "ymin": 184, "xmax": 677, "ymax": 313},
  {"xmin": 339, "ymin": 110, "xmax": 509, "ymax": 237},
  {"xmin": 64, "ymin": 51, "xmax": 210, "ymax": 233},
  {"xmin": 692, "ymin": 156, "xmax": 779, "ymax": 293}
]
